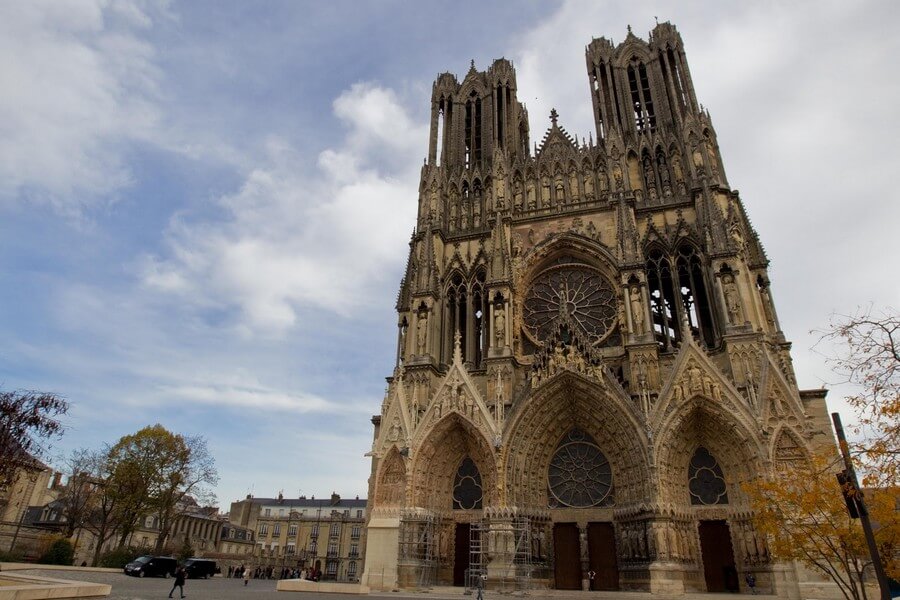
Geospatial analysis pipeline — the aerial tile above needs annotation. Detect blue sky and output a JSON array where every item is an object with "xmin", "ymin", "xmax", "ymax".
[{"xmin": 1, "ymin": 0, "xmax": 898, "ymax": 507}]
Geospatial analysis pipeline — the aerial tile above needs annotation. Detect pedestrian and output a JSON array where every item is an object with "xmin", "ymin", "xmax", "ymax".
[
  {"xmin": 243, "ymin": 566, "xmax": 252, "ymax": 586},
  {"xmin": 476, "ymin": 573, "xmax": 486, "ymax": 600},
  {"xmin": 745, "ymin": 572, "xmax": 757, "ymax": 595},
  {"xmin": 168, "ymin": 566, "xmax": 186, "ymax": 599}
]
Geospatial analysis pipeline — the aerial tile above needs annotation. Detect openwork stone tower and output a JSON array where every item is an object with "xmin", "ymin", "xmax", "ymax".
[{"xmin": 362, "ymin": 23, "xmax": 832, "ymax": 596}]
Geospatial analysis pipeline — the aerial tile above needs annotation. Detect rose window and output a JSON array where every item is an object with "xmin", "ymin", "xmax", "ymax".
[
  {"xmin": 548, "ymin": 429, "xmax": 614, "ymax": 508},
  {"xmin": 523, "ymin": 264, "xmax": 618, "ymax": 345}
]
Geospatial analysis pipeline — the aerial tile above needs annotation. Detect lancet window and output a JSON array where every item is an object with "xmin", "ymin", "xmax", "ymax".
[
  {"xmin": 688, "ymin": 446, "xmax": 728, "ymax": 505},
  {"xmin": 627, "ymin": 61, "xmax": 656, "ymax": 132},
  {"xmin": 464, "ymin": 92, "xmax": 483, "ymax": 167},
  {"xmin": 443, "ymin": 270, "xmax": 489, "ymax": 368},
  {"xmin": 646, "ymin": 244, "xmax": 716, "ymax": 351}
]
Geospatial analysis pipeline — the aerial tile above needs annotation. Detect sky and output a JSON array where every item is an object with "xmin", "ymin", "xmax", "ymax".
[{"xmin": 1, "ymin": 0, "xmax": 898, "ymax": 509}]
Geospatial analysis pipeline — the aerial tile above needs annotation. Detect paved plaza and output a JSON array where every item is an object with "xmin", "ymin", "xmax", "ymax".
[{"xmin": 18, "ymin": 569, "xmax": 778, "ymax": 600}]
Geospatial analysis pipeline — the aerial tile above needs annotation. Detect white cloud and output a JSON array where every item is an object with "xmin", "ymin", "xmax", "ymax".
[
  {"xmin": 0, "ymin": 0, "xmax": 167, "ymax": 214},
  {"xmin": 142, "ymin": 82, "xmax": 426, "ymax": 335}
]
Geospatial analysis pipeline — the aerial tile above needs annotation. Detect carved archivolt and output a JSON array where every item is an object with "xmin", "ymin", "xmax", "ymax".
[{"xmin": 409, "ymin": 414, "xmax": 497, "ymax": 510}]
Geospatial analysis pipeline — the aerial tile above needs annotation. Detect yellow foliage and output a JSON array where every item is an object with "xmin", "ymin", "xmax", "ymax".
[{"xmin": 745, "ymin": 451, "xmax": 899, "ymax": 600}]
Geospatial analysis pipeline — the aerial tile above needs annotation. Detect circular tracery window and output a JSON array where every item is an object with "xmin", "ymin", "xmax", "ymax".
[
  {"xmin": 523, "ymin": 264, "xmax": 618, "ymax": 346},
  {"xmin": 548, "ymin": 429, "xmax": 613, "ymax": 508}
]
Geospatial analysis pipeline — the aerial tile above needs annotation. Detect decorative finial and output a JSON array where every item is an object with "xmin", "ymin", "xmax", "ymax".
[
  {"xmin": 550, "ymin": 108, "xmax": 559, "ymax": 127},
  {"xmin": 470, "ymin": 59, "xmax": 475, "ymax": 69},
  {"xmin": 453, "ymin": 329, "xmax": 462, "ymax": 363},
  {"xmin": 680, "ymin": 310, "xmax": 692, "ymax": 341},
  {"xmin": 627, "ymin": 24, "xmax": 632, "ymax": 34},
  {"xmin": 654, "ymin": 16, "xmax": 659, "ymax": 25}
]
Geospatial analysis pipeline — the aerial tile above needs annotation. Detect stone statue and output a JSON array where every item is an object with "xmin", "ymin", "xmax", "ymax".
[
  {"xmin": 613, "ymin": 163, "xmax": 624, "ymax": 189},
  {"xmin": 449, "ymin": 201, "xmax": 458, "ymax": 231},
  {"xmin": 688, "ymin": 363, "xmax": 704, "ymax": 394},
  {"xmin": 598, "ymin": 170, "xmax": 608, "ymax": 194},
  {"xmin": 387, "ymin": 417, "xmax": 402, "ymax": 442},
  {"xmin": 494, "ymin": 307, "xmax": 506, "ymax": 347},
  {"xmin": 569, "ymin": 169, "xmax": 579, "ymax": 200},
  {"xmin": 630, "ymin": 286, "xmax": 645, "ymax": 334},
  {"xmin": 555, "ymin": 175, "xmax": 565, "ymax": 204},
  {"xmin": 495, "ymin": 179, "xmax": 505, "ymax": 209},
  {"xmin": 526, "ymin": 180, "xmax": 536, "ymax": 209},
  {"xmin": 417, "ymin": 314, "xmax": 427, "ymax": 354},
  {"xmin": 541, "ymin": 175, "xmax": 551, "ymax": 205},
  {"xmin": 692, "ymin": 146, "xmax": 704, "ymax": 173},
  {"xmin": 513, "ymin": 180, "xmax": 523, "ymax": 210},
  {"xmin": 584, "ymin": 172, "xmax": 595, "ymax": 198},
  {"xmin": 722, "ymin": 274, "xmax": 743, "ymax": 325}
]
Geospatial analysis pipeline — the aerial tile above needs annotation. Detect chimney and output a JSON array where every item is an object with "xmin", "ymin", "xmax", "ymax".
[{"xmin": 330, "ymin": 492, "xmax": 340, "ymax": 506}]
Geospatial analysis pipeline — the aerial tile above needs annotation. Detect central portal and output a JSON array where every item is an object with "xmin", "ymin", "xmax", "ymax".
[
  {"xmin": 453, "ymin": 523, "xmax": 471, "ymax": 586},
  {"xmin": 553, "ymin": 523, "xmax": 582, "ymax": 590},
  {"xmin": 699, "ymin": 520, "xmax": 738, "ymax": 592}
]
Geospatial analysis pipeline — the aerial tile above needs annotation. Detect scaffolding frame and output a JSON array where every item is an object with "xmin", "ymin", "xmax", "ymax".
[
  {"xmin": 398, "ymin": 509, "xmax": 438, "ymax": 588},
  {"xmin": 465, "ymin": 515, "xmax": 535, "ymax": 593}
]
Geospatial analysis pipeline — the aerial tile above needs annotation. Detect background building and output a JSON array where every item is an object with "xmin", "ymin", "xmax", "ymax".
[
  {"xmin": 229, "ymin": 492, "xmax": 366, "ymax": 581},
  {"xmin": 362, "ymin": 22, "xmax": 834, "ymax": 596}
]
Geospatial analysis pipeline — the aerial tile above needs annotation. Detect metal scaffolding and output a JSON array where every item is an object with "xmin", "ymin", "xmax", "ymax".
[
  {"xmin": 398, "ymin": 509, "xmax": 438, "ymax": 588},
  {"xmin": 466, "ymin": 516, "xmax": 534, "ymax": 592}
]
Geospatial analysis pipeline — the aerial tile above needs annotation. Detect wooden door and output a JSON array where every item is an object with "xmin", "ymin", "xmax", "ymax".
[
  {"xmin": 698, "ymin": 520, "xmax": 738, "ymax": 592},
  {"xmin": 588, "ymin": 522, "xmax": 618, "ymax": 590},
  {"xmin": 453, "ymin": 523, "xmax": 470, "ymax": 586},
  {"xmin": 553, "ymin": 523, "xmax": 582, "ymax": 590}
]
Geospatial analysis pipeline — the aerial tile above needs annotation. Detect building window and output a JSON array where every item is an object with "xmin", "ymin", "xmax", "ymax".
[
  {"xmin": 288, "ymin": 524, "xmax": 297, "ymax": 537},
  {"xmin": 144, "ymin": 516, "xmax": 154, "ymax": 528},
  {"xmin": 343, "ymin": 509, "xmax": 349, "ymax": 517},
  {"xmin": 356, "ymin": 510, "xmax": 363, "ymax": 518},
  {"xmin": 329, "ymin": 523, "xmax": 339, "ymax": 537},
  {"xmin": 327, "ymin": 542, "xmax": 337, "ymax": 557},
  {"xmin": 258, "ymin": 523, "xmax": 268, "ymax": 536},
  {"xmin": 309, "ymin": 541, "xmax": 317, "ymax": 553},
  {"xmin": 348, "ymin": 561, "xmax": 357, "ymax": 578},
  {"xmin": 273, "ymin": 523, "xmax": 281, "ymax": 536},
  {"xmin": 452, "ymin": 457, "xmax": 483, "ymax": 510},
  {"xmin": 326, "ymin": 560, "xmax": 338, "ymax": 577},
  {"xmin": 141, "ymin": 536, "xmax": 149, "ymax": 547},
  {"xmin": 351, "ymin": 526, "xmax": 360, "ymax": 539},
  {"xmin": 350, "ymin": 543, "xmax": 358, "ymax": 557},
  {"xmin": 287, "ymin": 543, "xmax": 295, "ymax": 555},
  {"xmin": 279, "ymin": 508, "xmax": 284, "ymax": 517},
  {"xmin": 311, "ymin": 524, "xmax": 319, "ymax": 537},
  {"xmin": 264, "ymin": 508, "xmax": 271, "ymax": 516}
]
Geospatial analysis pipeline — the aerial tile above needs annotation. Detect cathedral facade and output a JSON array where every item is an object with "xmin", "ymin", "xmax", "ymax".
[{"xmin": 362, "ymin": 23, "xmax": 832, "ymax": 596}]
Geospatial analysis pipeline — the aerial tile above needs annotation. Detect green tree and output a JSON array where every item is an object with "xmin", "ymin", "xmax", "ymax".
[{"xmin": 38, "ymin": 537, "xmax": 75, "ymax": 565}]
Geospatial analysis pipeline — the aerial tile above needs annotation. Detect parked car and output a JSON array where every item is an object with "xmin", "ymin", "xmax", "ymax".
[
  {"xmin": 124, "ymin": 555, "xmax": 178, "ymax": 578},
  {"xmin": 183, "ymin": 558, "xmax": 217, "ymax": 579}
]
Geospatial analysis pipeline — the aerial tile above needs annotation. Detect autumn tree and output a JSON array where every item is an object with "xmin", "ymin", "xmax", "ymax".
[
  {"xmin": 820, "ymin": 306, "xmax": 899, "ymax": 486},
  {"xmin": 57, "ymin": 449, "xmax": 99, "ymax": 538},
  {"xmin": 105, "ymin": 425, "xmax": 218, "ymax": 553},
  {"xmin": 746, "ymin": 451, "xmax": 899, "ymax": 600},
  {"xmin": 0, "ymin": 389, "xmax": 68, "ymax": 489}
]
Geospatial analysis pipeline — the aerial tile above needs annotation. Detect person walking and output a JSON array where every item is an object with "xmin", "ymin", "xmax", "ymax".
[
  {"xmin": 168, "ymin": 566, "xmax": 186, "ymax": 599},
  {"xmin": 745, "ymin": 572, "xmax": 757, "ymax": 595},
  {"xmin": 243, "ymin": 566, "xmax": 252, "ymax": 586}
]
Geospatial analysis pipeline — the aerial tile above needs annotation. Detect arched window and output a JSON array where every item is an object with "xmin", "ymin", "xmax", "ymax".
[
  {"xmin": 471, "ymin": 270, "xmax": 487, "ymax": 366},
  {"xmin": 675, "ymin": 245, "xmax": 715, "ymax": 347},
  {"xmin": 627, "ymin": 61, "xmax": 656, "ymax": 132},
  {"xmin": 688, "ymin": 447, "xmax": 728, "ymax": 505},
  {"xmin": 446, "ymin": 273, "xmax": 467, "ymax": 362},
  {"xmin": 646, "ymin": 245, "xmax": 716, "ymax": 350},
  {"xmin": 452, "ymin": 457, "xmax": 483, "ymax": 510},
  {"xmin": 646, "ymin": 248, "xmax": 679, "ymax": 350}
]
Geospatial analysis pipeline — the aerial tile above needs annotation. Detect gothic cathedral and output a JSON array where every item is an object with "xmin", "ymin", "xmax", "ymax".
[{"xmin": 362, "ymin": 23, "xmax": 832, "ymax": 596}]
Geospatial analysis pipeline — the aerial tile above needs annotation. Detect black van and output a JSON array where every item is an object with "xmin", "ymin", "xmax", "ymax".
[
  {"xmin": 183, "ymin": 558, "xmax": 217, "ymax": 579},
  {"xmin": 124, "ymin": 555, "xmax": 178, "ymax": 578}
]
